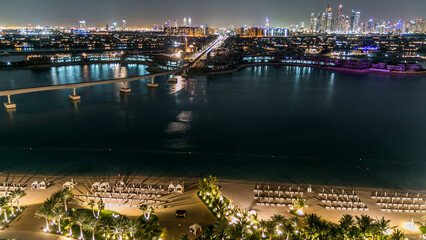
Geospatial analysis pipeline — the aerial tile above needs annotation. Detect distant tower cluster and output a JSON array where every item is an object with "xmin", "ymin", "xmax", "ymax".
[
  {"xmin": 79, "ymin": 20, "xmax": 86, "ymax": 29},
  {"xmin": 310, "ymin": 4, "xmax": 361, "ymax": 33},
  {"xmin": 266, "ymin": 17, "xmax": 270, "ymax": 28}
]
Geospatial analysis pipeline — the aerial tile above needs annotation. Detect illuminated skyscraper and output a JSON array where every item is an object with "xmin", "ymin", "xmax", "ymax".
[
  {"xmin": 183, "ymin": 17, "xmax": 187, "ymax": 27},
  {"xmin": 79, "ymin": 20, "xmax": 86, "ymax": 29},
  {"xmin": 310, "ymin": 10, "xmax": 315, "ymax": 32},
  {"xmin": 188, "ymin": 17, "xmax": 192, "ymax": 26},
  {"xmin": 337, "ymin": 4, "xmax": 343, "ymax": 32},
  {"xmin": 122, "ymin": 20, "xmax": 126, "ymax": 30},
  {"xmin": 266, "ymin": 17, "xmax": 270, "ymax": 28},
  {"xmin": 112, "ymin": 21, "xmax": 117, "ymax": 31},
  {"xmin": 326, "ymin": 5, "xmax": 333, "ymax": 32},
  {"xmin": 354, "ymin": 12, "xmax": 361, "ymax": 33},
  {"xmin": 350, "ymin": 10, "xmax": 355, "ymax": 32}
]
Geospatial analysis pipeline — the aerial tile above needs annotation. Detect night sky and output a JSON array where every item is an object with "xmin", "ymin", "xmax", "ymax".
[{"xmin": 0, "ymin": 0, "xmax": 424, "ymax": 27}]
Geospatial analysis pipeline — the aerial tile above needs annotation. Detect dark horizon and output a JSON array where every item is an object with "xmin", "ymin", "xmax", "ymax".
[{"xmin": 0, "ymin": 0, "xmax": 424, "ymax": 28}]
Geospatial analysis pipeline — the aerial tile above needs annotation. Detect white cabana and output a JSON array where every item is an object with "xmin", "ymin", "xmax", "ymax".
[
  {"xmin": 39, "ymin": 181, "xmax": 47, "ymax": 189},
  {"xmin": 63, "ymin": 180, "xmax": 76, "ymax": 189},
  {"xmin": 189, "ymin": 223, "xmax": 202, "ymax": 235},
  {"xmin": 168, "ymin": 183, "xmax": 175, "ymax": 192},
  {"xmin": 176, "ymin": 184, "xmax": 184, "ymax": 193},
  {"xmin": 92, "ymin": 182, "xmax": 101, "ymax": 190},
  {"xmin": 99, "ymin": 182, "xmax": 110, "ymax": 190},
  {"xmin": 31, "ymin": 181, "xmax": 39, "ymax": 189}
]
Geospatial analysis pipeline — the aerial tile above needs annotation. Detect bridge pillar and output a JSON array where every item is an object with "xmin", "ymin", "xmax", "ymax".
[
  {"xmin": 69, "ymin": 88, "xmax": 81, "ymax": 101},
  {"xmin": 119, "ymin": 82, "xmax": 131, "ymax": 93},
  {"xmin": 4, "ymin": 95, "xmax": 16, "ymax": 109},
  {"xmin": 168, "ymin": 74, "xmax": 177, "ymax": 83},
  {"xmin": 147, "ymin": 76, "xmax": 159, "ymax": 88}
]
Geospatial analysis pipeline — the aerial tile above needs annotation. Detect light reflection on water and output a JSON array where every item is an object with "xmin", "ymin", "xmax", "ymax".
[{"xmin": 0, "ymin": 65, "xmax": 425, "ymax": 188}]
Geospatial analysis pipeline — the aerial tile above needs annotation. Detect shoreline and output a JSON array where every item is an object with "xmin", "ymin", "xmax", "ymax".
[{"xmin": 200, "ymin": 62, "xmax": 426, "ymax": 76}]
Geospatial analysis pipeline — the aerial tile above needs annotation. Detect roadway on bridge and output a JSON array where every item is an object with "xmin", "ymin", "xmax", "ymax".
[{"xmin": 0, "ymin": 35, "xmax": 226, "ymax": 100}]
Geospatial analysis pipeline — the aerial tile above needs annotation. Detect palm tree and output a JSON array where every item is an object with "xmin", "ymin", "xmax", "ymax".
[
  {"xmin": 110, "ymin": 217, "xmax": 127, "ymax": 240},
  {"xmin": 225, "ymin": 218, "xmax": 251, "ymax": 240},
  {"xmin": 0, "ymin": 197, "xmax": 9, "ymax": 222},
  {"xmin": 139, "ymin": 204, "xmax": 154, "ymax": 221},
  {"xmin": 126, "ymin": 218, "xmax": 140, "ymax": 240},
  {"xmin": 84, "ymin": 216, "xmax": 102, "ymax": 240},
  {"xmin": 51, "ymin": 206, "xmax": 66, "ymax": 233},
  {"xmin": 11, "ymin": 189, "xmax": 26, "ymax": 211},
  {"xmin": 304, "ymin": 213, "xmax": 322, "ymax": 239},
  {"xmin": 99, "ymin": 220, "xmax": 112, "ymax": 240},
  {"xmin": 64, "ymin": 219, "xmax": 74, "ymax": 237},
  {"xmin": 390, "ymin": 229, "xmax": 405, "ymax": 240},
  {"xmin": 88, "ymin": 199, "xmax": 96, "ymax": 217},
  {"xmin": 339, "ymin": 214, "xmax": 355, "ymax": 239},
  {"xmin": 355, "ymin": 215, "xmax": 374, "ymax": 239},
  {"xmin": 97, "ymin": 199, "xmax": 105, "ymax": 217},
  {"xmin": 35, "ymin": 203, "xmax": 52, "ymax": 231},
  {"xmin": 294, "ymin": 197, "xmax": 306, "ymax": 214},
  {"xmin": 60, "ymin": 188, "xmax": 73, "ymax": 212},
  {"xmin": 7, "ymin": 194, "xmax": 15, "ymax": 216},
  {"xmin": 212, "ymin": 219, "xmax": 228, "ymax": 240},
  {"xmin": 73, "ymin": 210, "xmax": 88, "ymax": 239},
  {"xmin": 374, "ymin": 217, "xmax": 391, "ymax": 240},
  {"xmin": 279, "ymin": 221, "xmax": 295, "ymax": 240}
]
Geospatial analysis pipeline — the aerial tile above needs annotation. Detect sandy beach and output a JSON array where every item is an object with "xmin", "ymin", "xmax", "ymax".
[{"xmin": 0, "ymin": 173, "xmax": 424, "ymax": 239}]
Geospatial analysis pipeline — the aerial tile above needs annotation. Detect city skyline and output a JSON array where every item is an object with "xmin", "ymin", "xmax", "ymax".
[{"xmin": 0, "ymin": 0, "xmax": 425, "ymax": 28}]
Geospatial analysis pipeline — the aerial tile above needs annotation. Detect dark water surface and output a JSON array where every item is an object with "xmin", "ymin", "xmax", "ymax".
[{"xmin": 0, "ymin": 64, "xmax": 425, "ymax": 189}]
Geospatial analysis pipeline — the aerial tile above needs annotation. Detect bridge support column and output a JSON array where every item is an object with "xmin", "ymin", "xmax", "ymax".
[
  {"xmin": 168, "ymin": 74, "xmax": 177, "ymax": 83},
  {"xmin": 119, "ymin": 82, "xmax": 131, "ymax": 93},
  {"xmin": 4, "ymin": 95, "xmax": 16, "ymax": 109},
  {"xmin": 147, "ymin": 76, "xmax": 159, "ymax": 88},
  {"xmin": 69, "ymin": 88, "xmax": 81, "ymax": 101}
]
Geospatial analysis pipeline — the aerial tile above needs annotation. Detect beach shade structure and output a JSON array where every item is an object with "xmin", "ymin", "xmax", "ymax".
[
  {"xmin": 189, "ymin": 223, "xmax": 202, "ymax": 235},
  {"xmin": 63, "ymin": 180, "xmax": 76, "ymax": 189},
  {"xmin": 176, "ymin": 183, "xmax": 184, "ymax": 193},
  {"xmin": 39, "ymin": 181, "xmax": 47, "ymax": 189},
  {"xmin": 99, "ymin": 182, "xmax": 110, "ymax": 191},
  {"xmin": 168, "ymin": 183, "xmax": 176, "ymax": 193},
  {"xmin": 31, "ymin": 181, "xmax": 40, "ymax": 189},
  {"xmin": 92, "ymin": 182, "xmax": 101, "ymax": 190}
]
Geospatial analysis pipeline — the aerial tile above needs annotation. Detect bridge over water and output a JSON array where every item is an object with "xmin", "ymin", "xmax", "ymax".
[{"xmin": 0, "ymin": 36, "xmax": 226, "ymax": 109}]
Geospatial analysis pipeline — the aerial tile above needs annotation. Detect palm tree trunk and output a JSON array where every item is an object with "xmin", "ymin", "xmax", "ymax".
[
  {"xmin": 58, "ymin": 217, "xmax": 61, "ymax": 232},
  {"xmin": 64, "ymin": 199, "xmax": 68, "ymax": 212},
  {"xmin": 17, "ymin": 200, "xmax": 20, "ymax": 211},
  {"xmin": 4, "ymin": 209, "xmax": 8, "ymax": 222},
  {"xmin": 10, "ymin": 201, "xmax": 14, "ymax": 215},
  {"xmin": 92, "ymin": 231, "xmax": 95, "ymax": 240},
  {"xmin": 45, "ymin": 218, "xmax": 49, "ymax": 231},
  {"xmin": 80, "ymin": 225, "xmax": 83, "ymax": 239},
  {"xmin": 92, "ymin": 208, "xmax": 95, "ymax": 217}
]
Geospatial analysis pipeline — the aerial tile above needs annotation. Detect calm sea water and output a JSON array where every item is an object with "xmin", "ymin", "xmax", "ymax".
[{"xmin": 0, "ymin": 64, "xmax": 425, "ymax": 189}]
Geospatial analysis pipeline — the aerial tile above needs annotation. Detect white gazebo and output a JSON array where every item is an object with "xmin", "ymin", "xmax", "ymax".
[
  {"xmin": 31, "ymin": 181, "xmax": 39, "ymax": 189},
  {"xmin": 92, "ymin": 182, "xmax": 101, "ymax": 191},
  {"xmin": 176, "ymin": 183, "xmax": 184, "ymax": 193},
  {"xmin": 189, "ymin": 223, "xmax": 202, "ymax": 235},
  {"xmin": 168, "ymin": 183, "xmax": 175, "ymax": 193},
  {"xmin": 63, "ymin": 179, "xmax": 76, "ymax": 189},
  {"xmin": 99, "ymin": 182, "xmax": 110, "ymax": 190},
  {"xmin": 39, "ymin": 181, "xmax": 47, "ymax": 189}
]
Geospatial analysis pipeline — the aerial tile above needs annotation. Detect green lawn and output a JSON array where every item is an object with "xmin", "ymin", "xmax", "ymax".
[
  {"xmin": 0, "ymin": 207, "xmax": 25, "ymax": 229},
  {"xmin": 420, "ymin": 225, "xmax": 426, "ymax": 234}
]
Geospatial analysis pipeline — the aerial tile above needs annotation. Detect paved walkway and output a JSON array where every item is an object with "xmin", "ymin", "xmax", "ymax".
[{"xmin": 0, "ymin": 205, "xmax": 72, "ymax": 240}]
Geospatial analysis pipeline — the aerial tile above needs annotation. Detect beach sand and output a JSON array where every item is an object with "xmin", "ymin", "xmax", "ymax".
[{"xmin": 0, "ymin": 173, "xmax": 424, "ymax": 240}]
